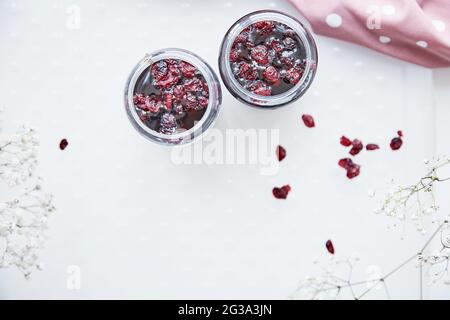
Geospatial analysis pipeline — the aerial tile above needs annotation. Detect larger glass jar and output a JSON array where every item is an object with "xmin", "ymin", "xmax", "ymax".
[
  {"xmin": 218, "ymin": 10, "xmax": 318, "ymax": 108},
  {"xmin": 124, "ymin": 48, "xmax": 222, "ymax": 145}
]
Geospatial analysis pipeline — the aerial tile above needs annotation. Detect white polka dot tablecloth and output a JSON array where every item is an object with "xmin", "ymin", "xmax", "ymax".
[{"xmin": 0, "ymin": 0, "xmax": 450, "ymax": 299}]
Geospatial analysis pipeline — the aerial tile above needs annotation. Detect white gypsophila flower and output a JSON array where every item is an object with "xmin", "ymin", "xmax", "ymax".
[
  {"xmin": 0, "ymin": 109, "xmax": 56, "ymax": 277},
  {"xmin": 371, "ymin": 157, "xmax": 450, "ymax": 232}
]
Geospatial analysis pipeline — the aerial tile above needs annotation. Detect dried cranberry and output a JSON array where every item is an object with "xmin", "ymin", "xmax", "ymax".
[
  {"xmin": 250, "ymin": 45, "xmax": 269, "ymax": 65},
  {"xmin": 349, "ymin": 139, "xmax": 363, "ymax": 156},
  {"xmin": 283, "ymin": 37, "xmax": 296, "ymax": 50},
  {"xmin": 133, "ymin": 94, "xmax": 146, "ymax": 108},
  {"xmin": 150, "ymin": 60, "xmax": 168, "ymax": 81},
  {"xmin": 160, "ymin": 113, "xmax": 177, "ymax": 134},
  {"xmin": 301, "ymin": 114, "xmax": 315, "ymax": 128},
  {"xmin": 143, "ymin": 96, "xmax": 162, "ymax": 113},
  {"xmin": 249, "ymin": 81, "xmax": 271, "ymax": 96},
  {"xmin": 338, "ymin": 158, "xmax": 353, "ymax": 170},
  {"xmin": 366, "ymin": 143, "xmax": 379, "ymax": 151},
  {"xmin": 179, "ymin": 61, "xmax": 196, "ymax": 78},
  {"xmin": 183, "ymin": 77, "xmax": 203, "ymax": 92},
  {"xmin": 184, "ymin": 92, "xmax": 198, "ymax": 110},
  {"xmin": 346, "ymin": 163, "xmax": 361, "ymax": 179},
  {"xmin": 272, "ymin": 185, "xmax": 291, "ymax": 199},
  {"xmin": 59, "ymin": 139, "xmax": 68, "ymax": 150},
  {"xmin": 340, "ymin": 136, "xmax": 352, "ymax": 147},
  {"xmin": 173, "ymin": 85, "xmax": 185, "ymax": 99},
  {"xmin": 263, "ymin": 66, "xmax": 279, "ymax": 84},
  {"xmin": 229, "ymin": 48, "xmax": 240, "ymax": 62},
  {"xmin": 237, "ymin": 62, "xmax": 257, "ymax": 81},
  {"xmin": 268, "ymin": 38, "xmax": 284, "ymax": 53},
  {"xmin": 397, "ymin": 130, "xmax": 403, "ymax": 137},
  {"xmin": 163, "ymin": 93, "xmax": 173, "ymax": 110},
  {"xmin": 155, "ymin": 72, "xmax": 180, "ymax": 88},
  {"xmin": 276, "ymin": 145, "xmax": 286, "ymax": 161},
  {"xmin": 198, "ymin": 96, "xmax": 209, "ymax": 108},
  {"xmin": 254, "ymin": 21, "xmax": 274, "ymax": 35},
  {"xmin": 338, "ymin": 158, "xmax": 361, "ymax": 179},
  {"xmin": 325, "ymin": 240, "xmax": 335, "ymax": 254},
  {"xmin": 285, "ymin": 67, "xmax": 302, "ymax": 84},
  {"xmin": 390, "ymin": 137, "xmax": 403, "ymax": 150}
]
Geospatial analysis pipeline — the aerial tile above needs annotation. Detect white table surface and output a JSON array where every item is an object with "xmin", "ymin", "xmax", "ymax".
[{"xmin": 1, "ymin": 0, "xmax": 450, "ymax": 299}]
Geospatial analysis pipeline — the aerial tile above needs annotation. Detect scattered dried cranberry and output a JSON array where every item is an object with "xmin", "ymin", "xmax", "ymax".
[
  {"xmin": 397, "ymin": 130, "xmax": 403, "ymax": 137},
  {"xmin": 59, "ymin": 139, "xmax": 68, "ymax": 150},
  {"xmin": 338, "ymin": 158, "xmax": 361, "ymax": 179},
  {"xmin": 301, "ymin": 114, "xmax": 315, "ymax": 128},
  {"xmin": 325, "ymin": 240, "xmax": 335, "ymax": 254},
  {"xmin": 349, "ymin": 139, "xmax": 363, "ymax": 156},
  {"xmin": 390, "ymin": 137, "xmax": 403, "ymax": 150},
  {"xmin": 366, "ymin": 143, "xmax": 380, "ymax": 151},
  {"xmin": 276, "ymin": 145, "xmax": 286, "ymax": 162},
  {"xmin": 340, "ymin": 136, "xmax": 352, "ymax": 147},
  {"xmin": 272, "ymin": 185, "xmax": 291, "ymax": 199}
]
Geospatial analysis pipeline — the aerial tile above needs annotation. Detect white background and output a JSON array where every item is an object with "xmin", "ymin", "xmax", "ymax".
[{"xmin": 1, "ymin": 0, "xmax": 450, "ymax": 299}]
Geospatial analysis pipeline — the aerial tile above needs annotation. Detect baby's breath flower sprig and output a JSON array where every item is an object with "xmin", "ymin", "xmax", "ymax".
[
  {"xmin": 292, "ymin": 220, "xmax": 450, "ymax": 300},
  {"xmin": 0, "ymin": 108, "xmax": 56, "ymax": 278},
  {"xmin": 371, "ymin": 157, "xmax": 450, "ymax": 232}
]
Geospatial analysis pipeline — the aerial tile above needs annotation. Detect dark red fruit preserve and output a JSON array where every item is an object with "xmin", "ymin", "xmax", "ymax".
[
  {"xmin": 230, "ymin": 21, "xmax": 306, "ymax": 97},
  {"xmin": 219, "ymin": 10, "xmax": 318, "ymax": 108},
  {"xmin": 132, "ymin": 59, "xmax": 209, "ymax": 135},
  {"xmin": 125, "ymin": 49, "xmax": 222, "ymax": 145}
]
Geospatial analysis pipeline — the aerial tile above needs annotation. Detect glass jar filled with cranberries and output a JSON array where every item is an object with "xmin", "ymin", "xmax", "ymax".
[
  {"xmin": 125, "ymin": 49, "xmax": 222, "ymax": 145},
  {"xmin": 219, "ymin": 10, "xmax": 318, "ymax": 108}
]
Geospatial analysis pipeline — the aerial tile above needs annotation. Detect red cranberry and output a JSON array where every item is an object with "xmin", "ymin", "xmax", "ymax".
[
  {"xmin": 346, "ymin": 163, "xmax": 361, "ymax": 179},
  {"xmin": 268, "ymin": 38, "xmax": 284, "ymax": 53},
  {"xmin": 133, "ymin": 94, "xmax": 146, "ymax": 108},
  {"xmin": 160, "ymin": 113, "xmax": 177, "ymax": 134},
  {"xmin": 272, "ymin": 185, "xmax": 291, "ymax": 199},
  {"xmin": 163, "ymin": 93, "xmax": 173, "ymax": 110},
  {"xmin": 366, "ymin": 143, "xmax": 379, "ymax": 151},
  {"xmin": 249, "ymin": 80, "xmax": 271, "ymax": 96},
  {"xmin": 183, "ymin": 77, "xmax": 203, "ymax": 92},
  {"xmin": 325, "ymin": 240, "xmax": 335, "ymax": 254},
  {"xmin": 397, "ymin": 130, "xmax": 403, "ymax": 137},
  {"xmin": 150, "ymin": 60, "xmax": 168, "ymax": 81},
  {"xmin": 184, "ymin": 92, "xmax": 198, "ymax": 110},
  {"xmin": 338, "ymin": 158, "xmax": 353, "ymax": 170},
  {"xmin": 179, "ymin": 61, "xmax": 196, "ymax": 78},
  {"xmin": 283, "ymin": 37, "xmax": 296, "ymax": 50},
  {"xmin": 59, "ymin": 139, "xmax": 69, "ymax": 150},
  {"xmin": 155, "ymin": 72, "xmax": 180, "ymax": 88},
  {"xmin": 338, "ymin": 158, "xmax": 361, "ymax": 179},
  {"xmin": 263, "ymin": 66, "xmax": 279, "ymax": 84},
  {"xmin": 390, "ymin": 137, "xmax": 403, "ymax": 150},
  {"xmin": 198, "ymin": 96, "xmax": 209, "ymax": 108},
  {"xmin": 254, "ymin": 21, "xmax": 274, "ymax": 35},
  {"xmin": 238, "ymin": 62, "xmax": 257, "ymax": 81},
  {"xmin": 143, "ymin": 96, "xmax": 162, "ymax": 113},
  {"xmin": 301, "ymin": 114, "xmax": 315, "ymax": 128},
  {"xmin": 229, "ymin": 49, "xmax": 240, "ymax": 62},
  {"xmin": 285, "ymin": 67, "xmax": 302, "ymax": 84},
  {"xmin": 349, "ymin": 139, "xmax": 363, "ymax": 156},
  {"xmin": 340, "ymin": 136, "xmax": 352, "ymax": 147},
  {"xmin": 173, "ymin": 85, "xmax": 185, "ymax": 99},
  {"xmin": 250, "ymin": 45, "xmax": 269, "ymax": 65},
  {"xmin": 276, "ymin": 145, "xmax": 286, "ymax": 161}
]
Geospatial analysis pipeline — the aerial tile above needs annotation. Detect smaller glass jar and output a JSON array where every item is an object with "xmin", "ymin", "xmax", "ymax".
[
  {"xmin": 218, "ymin": 10, "xmax": 318, "ymax": 108},
  {"xmin": 124, "ymin": 48, "xmax": 222, "ymax": 145}
]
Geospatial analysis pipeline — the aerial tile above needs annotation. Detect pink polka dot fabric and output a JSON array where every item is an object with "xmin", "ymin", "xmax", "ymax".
[{"xmin": 288, "ymin": 0, "xmax": 450, "ymax": 68}]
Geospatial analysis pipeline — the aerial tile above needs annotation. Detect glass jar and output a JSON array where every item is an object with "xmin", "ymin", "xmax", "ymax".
[
  {"xmin": 218, "ymin": 10, "xmax": 318, "ymax": 108},
  {"xmin": 124, "ymin": 48, "xmax": 222, "ymax": 145}
]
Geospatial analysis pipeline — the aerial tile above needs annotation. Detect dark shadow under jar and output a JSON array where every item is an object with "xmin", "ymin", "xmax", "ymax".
[
  {"xmin": 124, "ymin": 48, "xmax": 222, "ymax": 145},
  {"xmin": 218, "ymin": 10, "xmax": 318, "ymax": 108}
]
